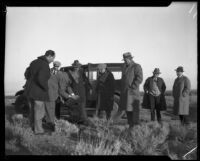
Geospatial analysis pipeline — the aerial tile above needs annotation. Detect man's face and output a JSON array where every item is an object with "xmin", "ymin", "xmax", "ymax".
[
  {"xmin": 74, "ymin": 67, "xmax": 80, "ymax": 71},
  {"xmin": 54, "ymin": 66, "xmax": 59, "ymax": 70},
  {"xmin": 47, "ymin": 55, "xmax": 55, "ymax": 64},
  {"xmin": 176, "ymin": 71, "xmax": 183, "ymax": 77},
  {"xmin": 124, "ymin": 58, "xmax": 131, "ymax": 65},
  {"xmin": 99, "ymin": 68, "xmax": 106, "ymax": 74},
  {"xmin": 154, "ymin": 73, "xmax": 159, "ymax": 78}
]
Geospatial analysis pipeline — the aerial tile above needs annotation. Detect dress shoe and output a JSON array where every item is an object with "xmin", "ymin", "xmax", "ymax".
[{"xmin": 44, "ymin": 122, "xmax": 55, "ymax": 132}]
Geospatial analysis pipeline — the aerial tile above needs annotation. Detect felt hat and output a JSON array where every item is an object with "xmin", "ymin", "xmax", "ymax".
[
  {"xmin": 72, "ymin": 60, "xmax": 82, "ymax": 68},
  {"xmin": 175, "ymin": 66, "xmax": 184, "ymax": 72},
  {"xmin": 153, "ymin": 68, "xmax": 161, "ymax": 74},
  {"xmin": 122, "ymin": 52, "xmax": 133, "ymax": 60}
]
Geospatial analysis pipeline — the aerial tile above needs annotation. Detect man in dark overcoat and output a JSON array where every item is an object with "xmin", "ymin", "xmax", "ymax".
[
  {"xmin": 172, "ymin": 66, "xmax": 191, "ymax": 126},
  {"xmin": 142, "ymin": 68, "xmax": 167, "ymax": 124},
  {"xmin": 119, "ymin": 52, "xmax": 143, "ymax": 129},
  {"xmin": 24, "ymin": 50, "xmax": 55, "ymax": 135},
  {"xmin": 68, "ymin": 60, "xmax": 93, "ymax": 126},
  {"xmin": 95, "ymin": 63, "xmax": 115, "ymax": 120}
]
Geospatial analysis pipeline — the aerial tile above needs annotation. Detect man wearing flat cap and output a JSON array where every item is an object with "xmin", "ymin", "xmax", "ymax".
[
  {"xmin": 118, "ymin": 52, "xmax": 143, "ymax": 129},
  {"xmin": 44, "ymin": 61, "xmax": 76, "ymax": 131},
  {"xmin": 50, "ymin": 61, "xmax": 61, "ymax": 74},
  {"xmin": 95, "ymin": 63, "xmax": 115, "ymax": 120},
  {"xmin": 172, "ymin": 66, "xmax": 191, "ymax": 126},
  {"xmin": 43, "ymin": 61, "xmax": 62, "ymax": 131},
  {"xmin": 142, "ymin": 68, "xmax": 167, "ymax": 124}
]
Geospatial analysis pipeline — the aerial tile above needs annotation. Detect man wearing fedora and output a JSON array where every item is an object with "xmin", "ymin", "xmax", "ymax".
[
  {"xmin": 67, "ymin": 60, "xmax": 93, "ymax": 126},
  {"xmin": 142, "ymin": 68, "xmax": 167, "ymax": 124},
  {"xmin": 119, "ymin": 52, "xmax": 143, "ymax": 129},
  {"xmin": 95, "ymin": 63, "xmax": 115, "ymax": 120},
  {"xmin": 172, "ymin": 66, "xmax": 191, "ymax": 126}
]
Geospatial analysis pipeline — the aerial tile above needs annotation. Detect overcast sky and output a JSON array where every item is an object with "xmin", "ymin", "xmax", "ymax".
[{"xmin": 5, "ymin": 2, "xmax": 197, "ymax": 95}]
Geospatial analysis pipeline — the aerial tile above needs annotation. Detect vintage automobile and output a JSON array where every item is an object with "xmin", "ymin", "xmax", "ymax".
[
  {"xmin": 59, "ymin": 63, "xmax": 123, "ymax": 118},
  {"xmin": 14, "ymin": 63, "xmax": 123, "ymax": 120}
]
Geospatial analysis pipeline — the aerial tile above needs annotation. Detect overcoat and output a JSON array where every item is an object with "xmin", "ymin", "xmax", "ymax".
[
  {"xmin": 68, "ymin": 68, "xmax": 92, "ymax": 103},
  {"xmin": 142, "ymin": 76, "xmax": 167, "ymax": 110},
  {"xmin": 172, "ymin": 75, "xmax": 191, "ymax": 115},
  {"xmin": 119, "ymin": 61, "xmax": 143, "ymax": 111},
  {"xmin": 96, "ymin": 70, "xmax": 115, "ymax": 112},
  {"xmin": 24, "ymin": 56, "xmax": 50, "ymax": 101},
  {"xmin": 58, "ymin": 71, "xmax": 74, "ymax": 100},
  {"xmin": 47, "ymin": 70, "xmax": 64, "ymax": 102}
]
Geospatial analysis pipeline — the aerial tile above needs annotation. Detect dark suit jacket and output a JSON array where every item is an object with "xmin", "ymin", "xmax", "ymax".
[{"xmin": 142, "ymin": 76, "xmax": 167, "ymax": 110}]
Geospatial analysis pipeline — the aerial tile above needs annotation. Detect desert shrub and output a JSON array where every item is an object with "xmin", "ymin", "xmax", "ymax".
[
  {"xmin": 5, "ymin": 138, "xmax": 20, "ymax": 152},
  {"xmin": 168, "ymin": 123, "xmax": 197, "ymax": 142},
  {"xmin": 73, "ymin": 135, "xmax": 121, "ymax": 155},
  {"xmin": 5, "ymin": 97, "xmax": 197, "ymax": 158},
  {"xmin": 120, "ymin": 122, "xmax": 170, "ymax": 155},
  {"xmin": 118, "ymin": 138, "xmax": 133, "ymax": 155},
  {"xmin": 54, "ymin": 119, "xmax": 79, "ymax": 136},
  {"xmin": 167, "ymin": 123, "xmax": 197, "ymax": 159},
  {"xmin": 5, "ymin": 116, "xmax": 79, "ymax": 155},
  {"xmin": 168, "ymin": 152, "xmax": 179, "ymax": 160},
  {"xmin": 72, "ymin": 117, "xmax": 124, "ymax": 155}
]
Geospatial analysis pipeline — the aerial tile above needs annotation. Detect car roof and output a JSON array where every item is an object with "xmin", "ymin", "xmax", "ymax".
[{"xmin": 60, "ymin": 63, "xmax": 123, "ymax": 72}]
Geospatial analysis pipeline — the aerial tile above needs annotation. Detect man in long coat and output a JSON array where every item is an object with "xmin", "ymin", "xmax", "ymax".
[
  {"xmin": 67, "ymin": 60, "xmax": 93, "ymax": 126},
  {"xmin": 24, "ymin": 50, "xmax": 55, "ymax": 135},
  {"xmin": 119, "ymin": 52, "xmax": 143, "ymax": 129},
  {"xmin": 142, "ymin": 68, "xmax": 166, "ymax": 123},
  {"xmin": 95, "ymin": 63, "xmax": 115, "ymax": 120},
  {"xmin": 172, "ymin": 66, "xmax": 191, "ymax": 125}
]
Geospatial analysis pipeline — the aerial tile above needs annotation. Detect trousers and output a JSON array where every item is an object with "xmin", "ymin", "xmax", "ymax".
[
  {"xmin": 179, "ymin": 115, "xmax": 190, "ymax": 125},
  {"xmin": 148, "ymin": 94, "xmax": 161, "ymax": 121},
  {"xmin": 44, "ymin": 101, "xmax": 55, "ymax": 123},
  {"xmin": 126, "ymin": 100, "xmax": 140, "ymax": 128},
  {"xmin": 29, "ymin": 100, "xmax": 45, "ymax": 134}
]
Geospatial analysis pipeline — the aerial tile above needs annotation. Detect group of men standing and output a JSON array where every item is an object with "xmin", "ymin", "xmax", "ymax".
[{"xmin": 22, "ymin": 50, "xmax": 192, "ymax": 135}]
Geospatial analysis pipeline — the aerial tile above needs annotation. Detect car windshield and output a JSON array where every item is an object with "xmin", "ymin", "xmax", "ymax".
[
  {"xmin": 86, "ymin": 70, "xmax": 121, "ymax": 80},
  {"xmin": 86, "ymin": 71, "xmax": 97, "ymax": 80},
  {"xmin": 112, "ymin": 71, "xmax": 122, "ymax": 80}
]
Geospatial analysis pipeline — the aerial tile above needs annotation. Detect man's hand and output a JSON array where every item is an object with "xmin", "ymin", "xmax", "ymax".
[{"xmin": 71, "ymin": 95, "xmax": 80, "ymax": 100}]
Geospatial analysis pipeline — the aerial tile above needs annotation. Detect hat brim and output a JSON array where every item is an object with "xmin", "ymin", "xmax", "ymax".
[
  {"xmin": 122, "ymin": 56, "xmax": 133, "ymax": 61},
  {"xmin": 175, "ymin": 69, "xmax": 184, "ymax": 72},
  {"xmin": 153, "ymin": 72, "xmax": 161, "ymax": 74},
  {"xmin": 73, "ymin": 65, "xmax": 82, "ymax": 68}
]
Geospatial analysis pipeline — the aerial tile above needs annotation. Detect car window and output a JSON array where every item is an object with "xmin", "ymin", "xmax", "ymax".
[
  {"xmin": 112, "ymin": 71, "xmax": 122, "ymax": 80},
  {"xmin": 87, "ymin": 71, "xmax": 97, "ymax": 80}
]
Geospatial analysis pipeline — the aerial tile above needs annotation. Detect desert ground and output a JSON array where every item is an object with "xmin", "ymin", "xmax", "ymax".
[{"xmin": 5, "ymin": 92, "xmax": 197, "ymax": 159}]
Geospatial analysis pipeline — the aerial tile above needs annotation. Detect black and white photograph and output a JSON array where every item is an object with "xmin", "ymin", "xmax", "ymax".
[{"xmin": 4, "ymin": 2, "xmax": 197, "ymax": 159}]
